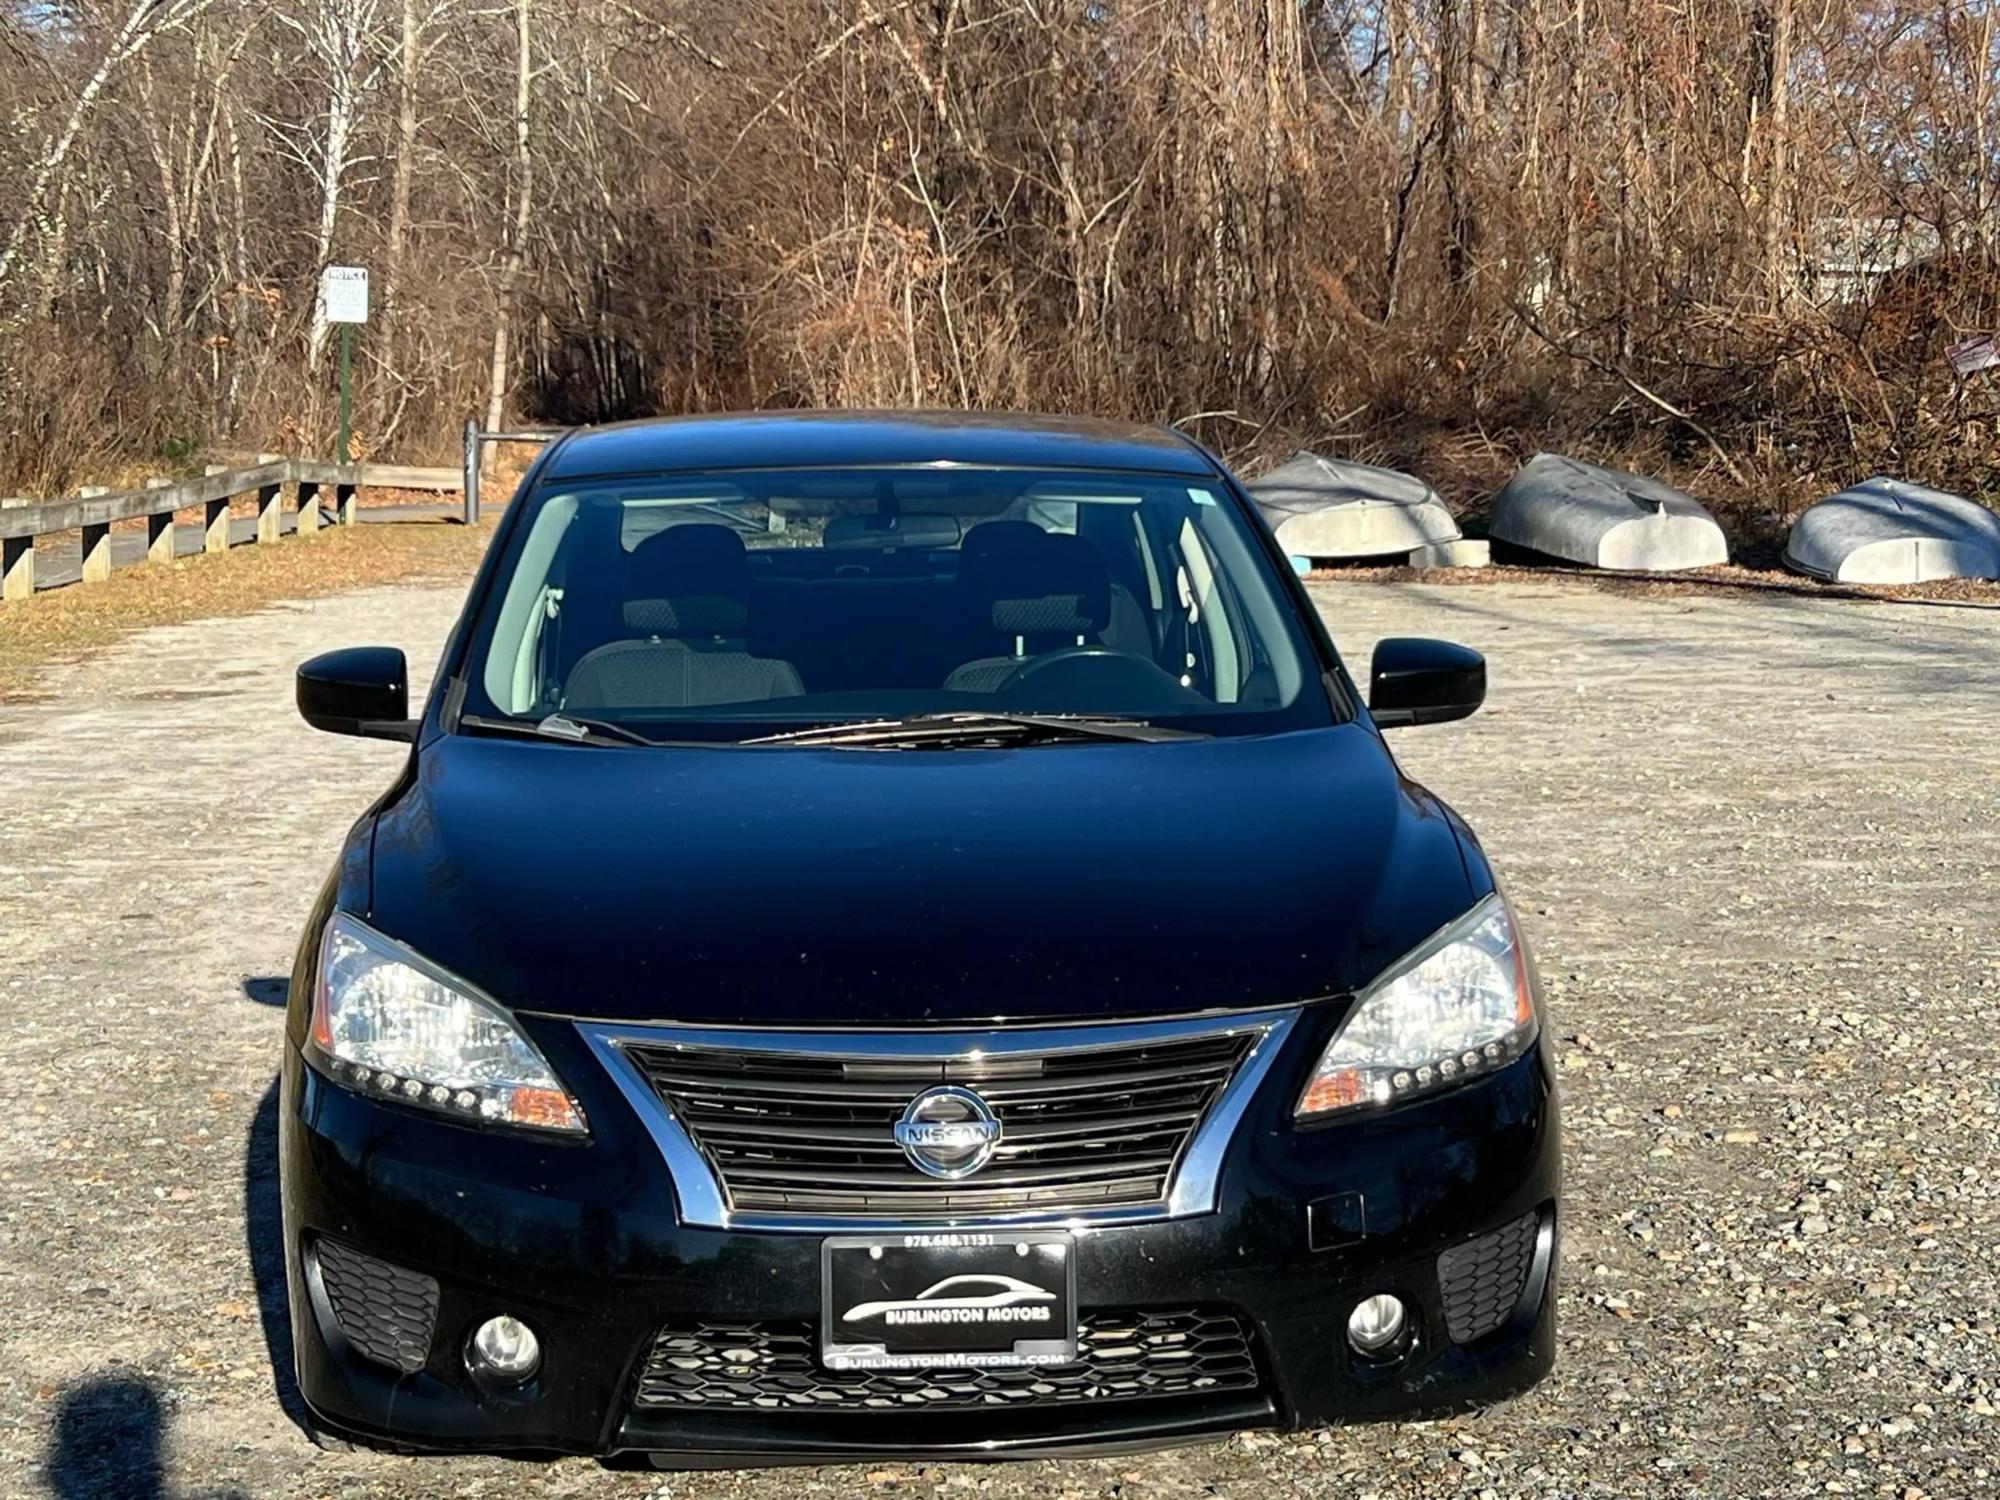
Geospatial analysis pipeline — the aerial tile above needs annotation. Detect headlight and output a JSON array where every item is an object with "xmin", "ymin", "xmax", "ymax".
[
  {"xmin": 1297, "ymin": 895, "xmax": 1536, "ymax": 1119},
  {"xmin": 308, "ymin": 913, "xmax": 586, "ymax": 1133}
]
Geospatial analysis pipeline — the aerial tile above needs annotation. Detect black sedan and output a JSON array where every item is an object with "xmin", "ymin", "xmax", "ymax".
[{"xmin": 283, "ymin": 411, "xmax": 1558, "ymax": 1465}]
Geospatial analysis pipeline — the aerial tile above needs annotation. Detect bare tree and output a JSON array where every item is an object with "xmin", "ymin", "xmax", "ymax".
[
  {"xmin": 272, "ymin": 0, "xmax": 391, "ymax": 367},
  {"xmin": 484, "ymin": 0, "xmax": 532, "ymax": 430},
  {"xmin": 0, "ymin": 0, "xmax": 221, "ymax": 300},
  {"xmin": 2, "ymin": 0, "xmax": 1997, "ymax": 503}
]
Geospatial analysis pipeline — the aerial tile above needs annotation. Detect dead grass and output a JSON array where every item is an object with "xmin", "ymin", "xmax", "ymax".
[{"xmin": 0, "ymin": 519, "xmax": 494, "ymax": 703}]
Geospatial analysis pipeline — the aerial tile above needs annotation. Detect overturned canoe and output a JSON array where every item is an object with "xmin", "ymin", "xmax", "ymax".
[
  {"xmin": 1247, "ymin": 452, "xmax": 1461, "ymax": 559},
  {"xmin": 1489, "ymin": 454, "xmax": 1729, "ymax": 571},
  {"xmin": 1783, "ymin": 477, "xmax": 2000, "ymax": 584}
]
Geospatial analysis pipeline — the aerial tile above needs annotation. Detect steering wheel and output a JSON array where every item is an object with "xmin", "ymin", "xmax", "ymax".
[
  {"xmin": 1003, "ymin": 645, "xmax": 1125, "ymax": 682},
  {"xmin": 997, "ymin": 647, "xmax": 1197, "ymax": 710}
]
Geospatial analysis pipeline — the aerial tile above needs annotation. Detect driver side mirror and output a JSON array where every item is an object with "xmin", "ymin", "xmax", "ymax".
[
  {"xmin": 1368, "ymin": 638, "xmax": 1485, "ymax": 728},
  {"xmin": 297, "ymin": 647, "xmax": 417, "ymax": 741}
]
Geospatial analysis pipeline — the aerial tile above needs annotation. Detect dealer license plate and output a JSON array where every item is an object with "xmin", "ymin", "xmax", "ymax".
[{"xmin": 820, "ymin": 1231, "xmax": 1077, "ymax": 1371}]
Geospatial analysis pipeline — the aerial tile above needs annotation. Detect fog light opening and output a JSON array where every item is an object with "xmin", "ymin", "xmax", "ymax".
[
  {"xmin": 1346, "ymin": 1293, "xmax": 1409, "ymax": 1359},
  {"xmin": 468, "ymin": 1315, "xmax": 542, "ymax": 1384}
]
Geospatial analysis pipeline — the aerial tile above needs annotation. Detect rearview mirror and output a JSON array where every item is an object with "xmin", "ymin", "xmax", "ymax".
[
  {"xmin": 1368, "ymin": 638, "xmax": 1485, "ymax": 728},
  {"xmin": 297, "ymin": 647, "xmax": 416, "ymax": 741}
]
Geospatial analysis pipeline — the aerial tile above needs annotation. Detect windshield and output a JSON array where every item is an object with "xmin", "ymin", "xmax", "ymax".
[{"xmin": 461, "ymin": 465, "xmax": 1331, "ymax": 739}]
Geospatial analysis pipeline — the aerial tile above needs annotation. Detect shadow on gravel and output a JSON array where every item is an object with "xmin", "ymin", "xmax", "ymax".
[
  {"xmin": 241, "ymin": 976, "xmax": 309, "ymax": 1433},
  {"xmin": 45, "ymin": 1378, "xmax": 248, "ymax": 1499},
  {"xmin": 241, "ymin": 976, "xmax": 287, "ymax": 1008}
]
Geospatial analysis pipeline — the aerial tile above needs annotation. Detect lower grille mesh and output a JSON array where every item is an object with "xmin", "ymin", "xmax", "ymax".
[
  {"xmin": 634, "ymin": 1308, "xmax": 1259, "ymax": 1410},
  {"xmin": 1436, "ymin": 1213, "xmax": 1539, "ymax": 1344},
  {"xmin": 314, "ymin": 1237, "xmax": 440, "ymax": 1375}
]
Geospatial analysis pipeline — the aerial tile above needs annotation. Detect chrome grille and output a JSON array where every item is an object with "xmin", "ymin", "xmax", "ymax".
[{"xmin": 609, "ymin": 1019, "xmax": 1273, "ymax": 1222}]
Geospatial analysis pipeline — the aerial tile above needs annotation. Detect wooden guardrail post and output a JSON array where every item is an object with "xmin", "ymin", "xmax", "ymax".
[
  {"xmin": 1, "ymin": 536, "xmax": 31, "ymax": 600},
  {"xmin": 146, "ymin": 479, "xmax": 181, "ymax": 565},
  {"xmin": 297, "ymin": 479, "xmax": 322, "ymax": 535},
  {"xmin": 146, "ymin": 507, "xmax": 176, "ymax": 564},
  {"xmin": 256, "ymin": 481, "xmax": 284, "ymax": 543},
  {"xmin": 204, "ymin": 495, "xmax": 231, "ymax": 553},
  {"xmin": 336, "ymin": 480, "xmax": 358, "ymax": 526},
  {"xmin": 81, "ymin": 524, "xmax": 112, "ymax": 581},
  {"xmin": 77, "ymin": 485, "xmax": 113, "ymax": 582}
]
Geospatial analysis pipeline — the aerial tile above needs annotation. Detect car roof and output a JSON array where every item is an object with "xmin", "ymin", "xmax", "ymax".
[{"xmin": 538, "ymin": 410, "xmax": 1220, "ymax": 482}]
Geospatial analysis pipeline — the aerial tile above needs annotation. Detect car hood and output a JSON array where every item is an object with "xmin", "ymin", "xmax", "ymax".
[{"xmin": 364, "ymin": 726, "xmax": 1479, "ymax": 1025}]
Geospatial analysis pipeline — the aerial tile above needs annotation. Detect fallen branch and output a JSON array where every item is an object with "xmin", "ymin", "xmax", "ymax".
[{"xmin": 1509, "ymin": 303, "xmax": 1753, "ymax": 489}]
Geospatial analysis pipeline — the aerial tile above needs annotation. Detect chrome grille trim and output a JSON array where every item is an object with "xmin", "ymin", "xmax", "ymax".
[{"xmin": 577, "ymin": 1009, "xmax": 1299, "ymax": 1232}]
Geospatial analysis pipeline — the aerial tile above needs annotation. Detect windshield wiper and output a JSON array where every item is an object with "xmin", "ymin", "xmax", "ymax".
[
  {"xmin": 741, "ymin": 711, "xmax": 1204, "ymax": 749},
  {"xmin": 460, "ymin": 712, "xmax": 657, "ymax": 748}
]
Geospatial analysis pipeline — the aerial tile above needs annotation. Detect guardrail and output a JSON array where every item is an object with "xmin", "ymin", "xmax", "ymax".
[
  {"xmin": 0, "ymin": 457, "xmax": 459, "ymax": 602},
  {"xmin": 461, "ymin": 418, "xmax": 560, "ymax": 524}
]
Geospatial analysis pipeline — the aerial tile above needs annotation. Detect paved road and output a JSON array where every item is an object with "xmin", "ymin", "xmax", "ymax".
[
  {"xmin": 1, "ymin": 576, "xmax": 1996, "ymax": 1499},
  {"xmin": 23, "ymin": 504, "xmax": 456, "ymax": 590}
]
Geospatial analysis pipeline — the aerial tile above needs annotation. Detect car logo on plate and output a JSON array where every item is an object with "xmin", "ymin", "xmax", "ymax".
[
  {"xmin": 895, "ymin": 1086, "xmax": 1001, "ymax": 1179},
  {"xmin": 843, "ymin": 1273, "xmax": 1055, "ymax": 1327}
]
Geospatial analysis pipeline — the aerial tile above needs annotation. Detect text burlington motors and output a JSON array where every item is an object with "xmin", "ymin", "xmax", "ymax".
[{"xmin": 882, "ymin": 1305, "xmax": 1054, "ymax": 1326}]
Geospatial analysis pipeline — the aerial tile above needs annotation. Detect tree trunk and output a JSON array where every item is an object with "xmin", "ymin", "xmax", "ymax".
[
  {"xmin": 305, "ymin": 52, "xmax": 356, "ymax": 368},
  {"xmin": 221, "ymin": 95, "xmax": 252, "ymax": 427},
  {"xmin": 1254, "ymin": 0, "xmax": 1300, "ymax": 396},
  {"xmin": 1976, "ymin": 7, "xmax": 1997, "ymax": 258},
  {"xmin": 485, "ymin": 0, "xmax": 534, "ymax": 432},
  {"xmin": 1765, "ymin": 0, "xmax": 1791, "ymax": 303},
  {"xmin": 385, "ymin": 0, "xmax": 418, "ymax": 322},
  {"xmin": 382, "ymin": 0, "xmax": 419, "ymax": 417}
]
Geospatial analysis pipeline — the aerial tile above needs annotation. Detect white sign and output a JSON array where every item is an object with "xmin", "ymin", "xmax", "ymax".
[
  {"xmin": 322, "ymin": 265, "xmax": 369, "ymax": 325},
  {"xmin": 1945, "ymin": 333, "xmax": 1997, "ymax": 377}
]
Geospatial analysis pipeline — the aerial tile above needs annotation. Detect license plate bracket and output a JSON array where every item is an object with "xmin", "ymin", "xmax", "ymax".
[{"xmin": 821, "ymin": 1231, "xmax": 1078, "ymax": 1371}]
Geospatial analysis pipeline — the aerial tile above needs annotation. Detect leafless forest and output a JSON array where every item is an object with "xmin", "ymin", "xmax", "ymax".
[{"xmin": 3, "ymin": 0, "xmax": 1998, "ymax": 517}]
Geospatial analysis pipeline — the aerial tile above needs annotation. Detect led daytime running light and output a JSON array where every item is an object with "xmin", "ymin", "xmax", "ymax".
[
  {"xmin": 1297, "ymin": 895, "xmax": 1537, "ymax": 1119},
  {"xmin": 309, "ymin": 913, "xmax": 585, "ymax": 1134}
]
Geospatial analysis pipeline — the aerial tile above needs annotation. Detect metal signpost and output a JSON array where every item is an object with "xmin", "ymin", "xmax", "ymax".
[{"xmin": 323, "ymin": 266, "xmax": 369, "ymax": 463}]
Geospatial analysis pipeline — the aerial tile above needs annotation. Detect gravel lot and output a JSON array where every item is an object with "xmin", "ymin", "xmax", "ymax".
[{"xmin": 1, "ymin": 575, "xmax": 1996, "ymax": 1499}]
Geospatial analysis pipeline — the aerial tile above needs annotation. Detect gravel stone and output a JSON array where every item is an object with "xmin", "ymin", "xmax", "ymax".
[{"xmin": 1, "ymin": 575, "xmax": 1996, "ymax": 1498}]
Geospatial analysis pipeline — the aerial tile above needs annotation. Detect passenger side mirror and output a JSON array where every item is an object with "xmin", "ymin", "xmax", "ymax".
[
  {"xmin": 1368, "ymin": 638, "xmax": 1485, "ymax": 728},
  {"xmin": 297, "ymin": 647, "xmax": 417, "ymax": 741}
]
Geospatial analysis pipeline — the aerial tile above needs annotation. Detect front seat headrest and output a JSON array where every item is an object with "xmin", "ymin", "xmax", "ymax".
[
  {"xmin": 957, "ymin": 520, "xmax": 1046, "ymax": 582},
  {"xmin": 959, "ymin": 521, "xmax": 1111, "ymax": 637},
  {"xmin": 623, "ymin": 523, "xmax": 751, "ymax": 637}
]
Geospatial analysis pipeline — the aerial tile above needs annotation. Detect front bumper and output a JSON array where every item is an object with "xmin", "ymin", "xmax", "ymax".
[{"xmin": 280, "ymin": 1017, "xmax": 1559, "ymax": 1463}]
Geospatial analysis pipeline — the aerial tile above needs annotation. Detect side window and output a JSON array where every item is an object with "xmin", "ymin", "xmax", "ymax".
[
  {"xmin": 482, "ymin": 496, "xmax": 578, "ymax": 713},
  {"xmin": 1023, "ymin": 498, "xmax": 1079, "ymax": 534}
]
